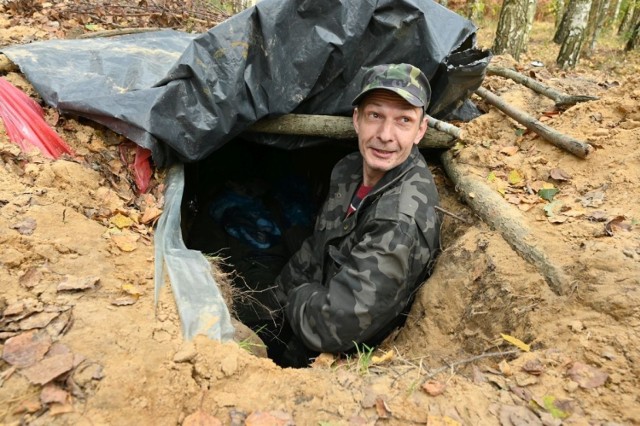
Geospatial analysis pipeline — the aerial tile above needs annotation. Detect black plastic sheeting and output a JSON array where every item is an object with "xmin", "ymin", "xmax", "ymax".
[{"xmin": 3, "ymin": 0, "xmax": 491, "ymax": 167}]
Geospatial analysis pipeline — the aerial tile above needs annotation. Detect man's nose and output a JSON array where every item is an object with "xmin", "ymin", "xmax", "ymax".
[{"xmin": 378, "ymin": 119, "xmax": 394, "ymax": 142}]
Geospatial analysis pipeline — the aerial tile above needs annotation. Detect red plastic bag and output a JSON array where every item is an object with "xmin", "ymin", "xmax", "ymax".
[
  {"xmin": 119, "ymin": 142, "xmax": 153, "ymax": 194},
  {"xmin": 0, "ymin": 77, "xmax": 73, "ymax": 158}
]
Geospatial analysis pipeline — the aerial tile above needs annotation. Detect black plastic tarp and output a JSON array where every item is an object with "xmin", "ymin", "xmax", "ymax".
[{"xmin": 3, "ymin": 0, "xmax": 491, "ymax": 166}]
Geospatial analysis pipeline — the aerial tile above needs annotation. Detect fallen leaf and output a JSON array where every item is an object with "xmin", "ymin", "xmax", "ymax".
[
  {"xmin": 110, "ymin": 297, "xmax": 137, "ymax": 306},
  {"xmin": 10, "ymin": 218, "xmax": 37, "ymax": 235},
  {"xmin": 245, "ymin": 411, "xmax": 294, "ymax": 426},
  {"xmin": 2, "ymin": 330, "xmax": 52, "ymax": 368},
  {"xmin": 549, "ymin": 168, "xmax": 571, "ymax": 181},
  {"xmin": 21, "ymin": 353, "xmax": 75, "ymax": 385},
  {"xmin": 57, "ymin": 275, "xmax": 100, "ymax": 292},
  {"xmin": 182, "ymin": 409, "xmax": 222, "ymax": 426},
  {"xmin": 3, "ymin": 301, "xmax": 26, "ymax": 316},
  {"xmin": 19, "ymin": 311, "xmax": 60, "ymax": 330},
  {"xmin": 566, "ymin": 362, "xmax": 608, "ymax": 389},
  {"xmin": 508, "ymin": 170, "xmax": 523, "ymax": 185},
  {"xmin": 538, "ymin": 188, "xmax": 559, "ymax": 202},
  {"xmin": 13, "ymin": 397, "xmax": 41, "ymax": 414},
  {"xmin": 499, "ymin": 359, "xmax": 513, "ymax": 377},
  {"xmin": 487, "ymin": 171, "xmax": 496, "ymax": 182},
  {"xmin": 110, "ymin": 213, "xmax": 134, "ymax": 229},
  {"xmin": 45, "ymin": 310, "xmax": 73, "ymax": 340},
  {"xmin": 41, "ymin": 383, "xmax": 69, "ymax": 405},
  {"xmin": 515, "ymin": 373, "xmax": 538, "ymax": 386},
  {"xmin": 141, "ymin": 206, "xmax": 162, "ymax": 224},
  {"xmin": 48, "ymin": 402, "xmax": 74, "ymax": 416},
  {"xmin": 605, "ymin": 216, "xmax": 632, "ymax": 236},
  {"xmin": 371, "ymin": 349, "xmax": 394, "ymax": 365},
  {"xmin": 422, "ymin": 379, "xmax": 446, "ymax": 396},
  {"xmin": 501, "ymin": 333, "xmax": 531, "ymax": 352},
  {"xmin": 111, "ymin": 232, "xmax": 139, "ymax": 252},
  {"xmin": 522, "ymin": 358, "xmax": 545, "ymax": 375},
  {"xmin": 375, "ymin": 396, "xmax": 391, "ymax": 419},
  {"xmin": 509, "ymin": 385, "xmax": 532, "ymax": 402},
  {"xmin": 500, "ymin": 146, "xmax": 519, "ymax": 156},
  {"xmin": 121, "ymin": 283, "xmax": 145, "ymax": 297}
]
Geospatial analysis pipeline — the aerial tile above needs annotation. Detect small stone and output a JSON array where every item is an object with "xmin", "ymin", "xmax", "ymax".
[{"xmin": 220, "ymin": 353, "xmax": 238, "ymax": 376}]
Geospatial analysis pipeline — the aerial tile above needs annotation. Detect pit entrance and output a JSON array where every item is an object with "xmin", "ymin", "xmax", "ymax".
[{"xmin": 182, "ymin": 137, "xmax": 356, "ymax": 366}]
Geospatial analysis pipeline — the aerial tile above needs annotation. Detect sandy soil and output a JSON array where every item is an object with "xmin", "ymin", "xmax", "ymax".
[{"xmin": 1, "ymin": 8, "xmax": 639, "ymax": 426}]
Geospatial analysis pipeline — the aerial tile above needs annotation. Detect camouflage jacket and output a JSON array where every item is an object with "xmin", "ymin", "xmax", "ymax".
[{"xmin": 277, "ymin": 145, "xmax": 440, "ymax": 353}]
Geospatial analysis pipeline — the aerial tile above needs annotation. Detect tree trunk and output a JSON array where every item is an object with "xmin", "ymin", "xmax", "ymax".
[
  {"xmin": 554, "ymin": 0, "xmax": 566, "ymax": 30},
  {"xmin": 626, "ymin": 18, "xmax": 640, "ymax": 49},
  {"xmin": 522, "ymin": 0, "xmax": 539, "ymax": 51},
  {"xmin": 619, "ymin": 0, "xmax": 637, "ymax": 34},
  {"xmin": 493, "ymin": 0, "xmax": 530, "ymax": 60},
  {"xmin": 608, "ymin": 0, "xmax": 622, "ymax": 27},
  {"xmin": 583, "ymin": 0, "xmax": 609, "ymax": 55},
  {"xmin": 554, "ymin": 0, "xmax": 577, "ymax": 43},
  {"xmin": 556, "ymin": 0, "xmax": 593, "ymax": 69}
]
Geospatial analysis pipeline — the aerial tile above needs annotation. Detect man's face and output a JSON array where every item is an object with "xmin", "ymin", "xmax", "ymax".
[{"xmin": 353, "ymin": 90, "xmax": 428, "ymax": 187}]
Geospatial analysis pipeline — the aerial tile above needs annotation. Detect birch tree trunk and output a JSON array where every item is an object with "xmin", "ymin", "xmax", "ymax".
[
  {"xmin": 609, "ymin": 0, "xmax": 622, "ymax": 26},
  {"xmin": 556, "ymin": 0, "xmax": 593, "ymax": 68},
  {"xmin": 554, "ymin": 0, "xmax": 578, "ymax": 42},
  {"xmin": 554, "ymin": 0, "xmax": 566, "ymax": 30},
  {"xmin": 522, "ymin": 0, "xmax": 539, "ymax": 51},
  {"xmin": 493, "ymin": 0, "xmax": 530, "ymax": 60},
  {"xmin": 619, "ymin": 0, "xmax": 637, "ymax": 34},
  {"xmin": 584, "ymin": 0, "xmax": 610, "ymax": 55}
]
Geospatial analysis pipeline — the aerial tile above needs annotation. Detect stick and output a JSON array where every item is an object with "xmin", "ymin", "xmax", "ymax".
[
  {"xmin": 441, "ymin": 150, "xmax": 572, "ymax": 295},
  {"xmin": 423, "ymin": 350, "xmax": 520, "ymax": 380},
  {"xmin": 247, "ymin": 114, "xmax": 458, "ymax": 149},
  {"xmin": 434, "ymin": 206, "xmax": 471, "ymax": 224},
  {"xmin": 487, "ymin": 65, "xmax": 598, "ymax": 107},
  {"xmin": 77, "ymin": 28, "xmax": 162, "ymax": 39},
  {"xmin": 475, "ymin": 87, "xmax": 593, "ymax": 158}
]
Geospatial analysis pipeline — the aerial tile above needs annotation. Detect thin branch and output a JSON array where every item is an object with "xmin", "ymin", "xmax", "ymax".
[
  {"xmin": 423, "ymin": 349, "xmax": 520, "ymax": 381},
  {"xmin": 475, "ymin": 87, "xmax": 593, "ymax": 158},
  {"xmin": 435, "ymin": 205, "xmax": 472, "ymax": 224},
  {"xmin": 487, "ymin": 65, "xmax": 599, "ymax": 107}
]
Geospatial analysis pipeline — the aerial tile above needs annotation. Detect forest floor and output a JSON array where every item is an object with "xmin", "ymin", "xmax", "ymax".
[{"xmin": 1, "ymin": 4, "xmax": 639, "ymax": 426}]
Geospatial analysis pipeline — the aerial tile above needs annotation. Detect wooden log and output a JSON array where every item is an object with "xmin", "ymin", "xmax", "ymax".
[
  {"xmin": 487, "ymin": 65, "xmax": 598, "ymax": 107},
  {"xmin": 475, "ymin": 87, "xmax": 593, "ymax": 158},
  {"xmin": 441, "ymin": 150, "xmax": 572, "ymax": 295},
  {"xmin": 247, "ymin": 113, "xmax": 458, "ymax": 149}
]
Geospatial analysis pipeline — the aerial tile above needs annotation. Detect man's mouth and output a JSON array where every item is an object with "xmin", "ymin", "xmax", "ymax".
[{"xmin": 371, "ymin": 147, "xmax": 394, "ymax": 158}]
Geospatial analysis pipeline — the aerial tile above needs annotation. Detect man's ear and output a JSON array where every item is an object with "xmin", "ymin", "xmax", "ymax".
[
  {"xmin": 352, "ymin": 107, "xmax": 360, "ymax": 134},
  {"xmin": 413, "ymin": 114, "xmax": 428, "ymax": 145}
]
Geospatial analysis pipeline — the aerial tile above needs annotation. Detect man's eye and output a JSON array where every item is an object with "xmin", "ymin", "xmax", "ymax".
[{"xmin": 400, "ymin": 117, "xmax": 411, "ymax": 123}]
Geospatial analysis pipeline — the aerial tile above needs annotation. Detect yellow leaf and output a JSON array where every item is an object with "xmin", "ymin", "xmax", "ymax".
[
  {"xmin": 508, "ymin": 170, "xmax": 523, "ymax": 185},
  {"xmin": 542, "ymin": 182, "xmax": 556, "ymax": 189},
  {"xmin": 121, "ymin": 283, "xmax": 144, "ymax": 297},
  {"xmin": 487, "ymin": 171, "xmax": 496, "ymax": 182},
  {"xmin": 110, "ymin": 213, "xmax": 134, "ymax": 229},
  {"xmin": 371, "ymin": 349, "xmax": 394, "ymax": 365},
  {"xmin": 501, "ymin": 333, "xmax": 531, "ymax": 352}
]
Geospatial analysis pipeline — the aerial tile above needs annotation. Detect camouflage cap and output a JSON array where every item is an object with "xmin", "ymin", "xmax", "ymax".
[{"xmin": 352, "ymin": 63, "xmax": 431, "ymax": 111}]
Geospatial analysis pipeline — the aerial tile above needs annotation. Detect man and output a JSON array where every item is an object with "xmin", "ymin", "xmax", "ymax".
[{"xmin": 275, "ymin": 63, "xmax": 440, "ymax": 364}]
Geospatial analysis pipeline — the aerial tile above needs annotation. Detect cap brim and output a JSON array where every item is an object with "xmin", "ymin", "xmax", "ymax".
[{"xmin": 352, "ymin": 87, "xmax": 424, "ymax": 108}]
